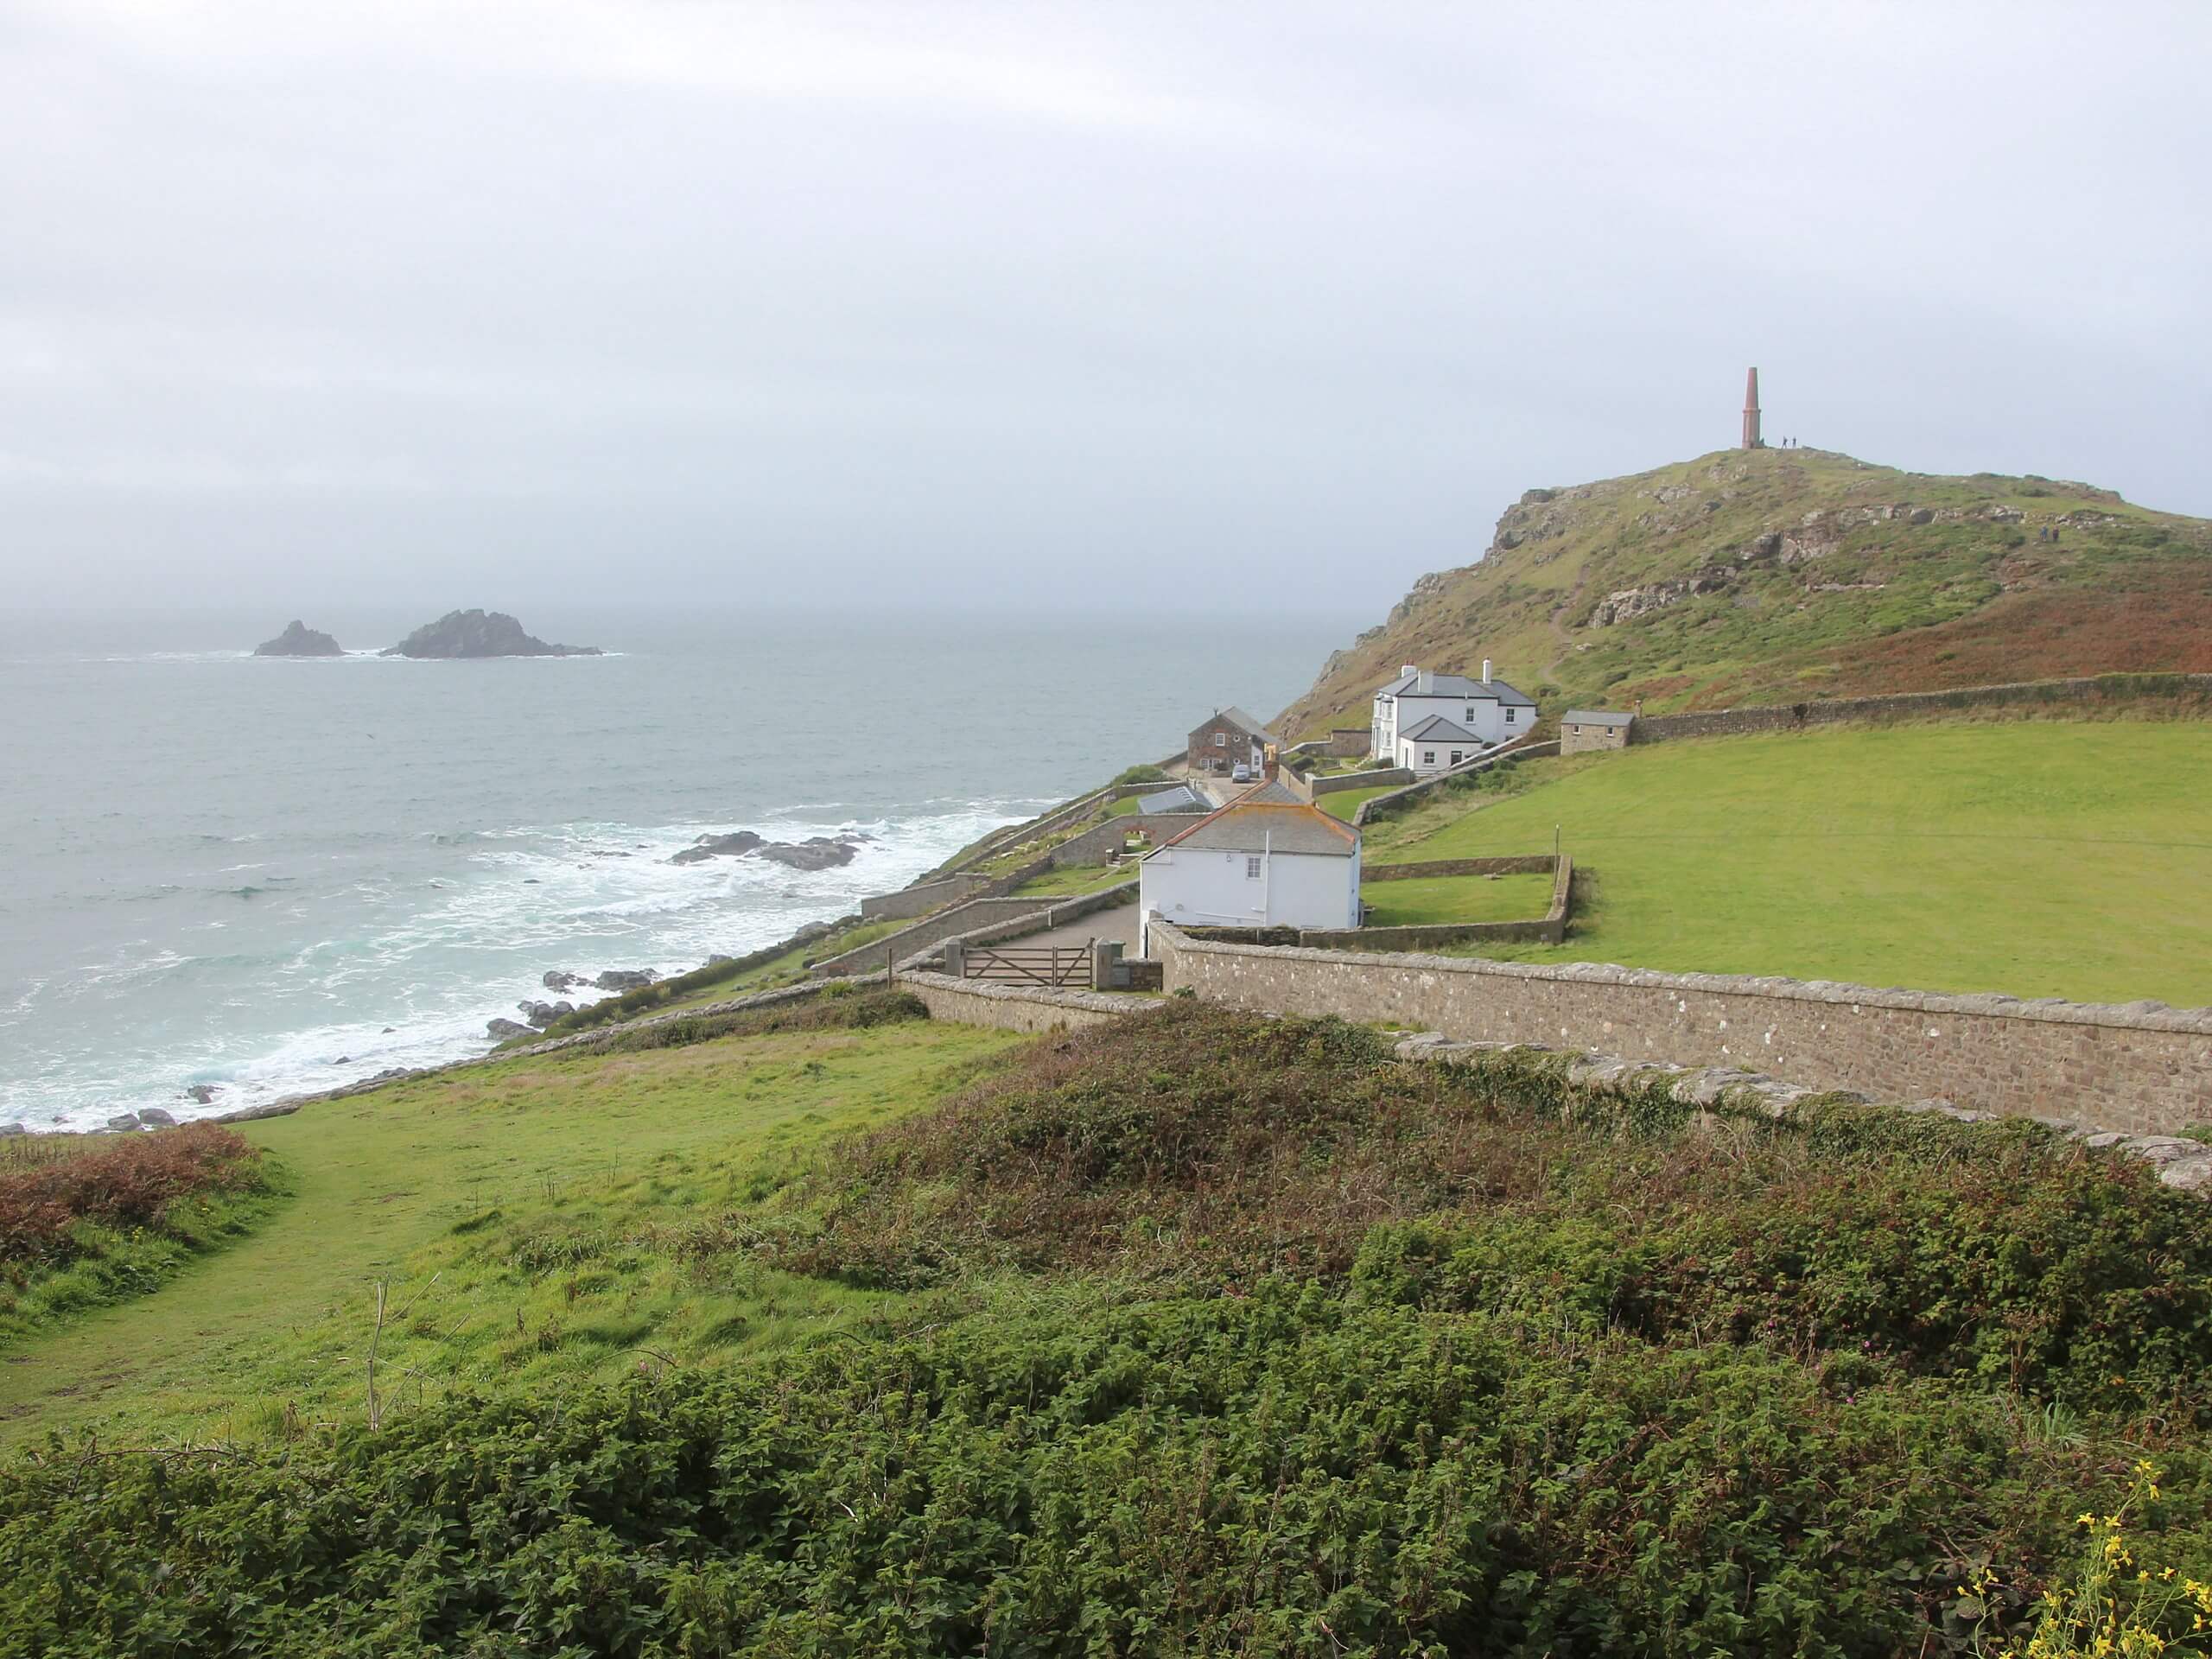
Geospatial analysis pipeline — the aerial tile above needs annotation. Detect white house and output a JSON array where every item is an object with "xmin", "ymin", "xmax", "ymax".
[
  {"xmin": 1139, "ymin": 780, "xmax": 1360, "ymax": 946},
  {"xmin": 1371, "ymin": 662, "xmax": 1537, "ymax": 771}
]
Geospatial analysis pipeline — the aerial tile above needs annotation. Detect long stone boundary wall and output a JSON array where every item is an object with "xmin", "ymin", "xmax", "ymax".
[
  {"xmin": 913, "ymin": 885, "xmax": 1136, "ymax": 969},
  {"xmin": 1364, "ymin": 855, "xmax": 1556, "ymax": 880},
  {"xmin": 1312, "ymin": 766, "xmax": 1414, "ymax": 798},
  {"xmin": 1150, "ymin": 923, "xmax": 2212, "ymax": 1135},
  {"xmin": 812, "ymin": 896, "xmax": 1065, "ymax": 977},
  {"xmin": 898, "ymin": 969, "xmax": 1131, "ymax": 1033},
  {"xmin": 1352, "ymin": 739, "xmax": 1559, "ymax": 827},
  {"xmin": 861, "ymin": 874, "xmax": 986, "ymax": 923},
  {"xmin": 1633, "ymin": 671, "xmax": 2212, "ymax": 747}
]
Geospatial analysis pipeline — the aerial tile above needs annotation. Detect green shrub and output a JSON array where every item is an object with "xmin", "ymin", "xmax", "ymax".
[{"xmin": 1110, "ymin": 763, "xmax": 1169, "ymax": 786}]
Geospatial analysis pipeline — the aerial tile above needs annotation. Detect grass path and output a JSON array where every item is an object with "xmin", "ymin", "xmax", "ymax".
[
  {"xmin": 1379, "ymin": 721, "xmax": 2212, "ymax": 1005},
  {"xmin": 0, "ymin": 1019, "xmax": 1020, "ymax": 1446}
]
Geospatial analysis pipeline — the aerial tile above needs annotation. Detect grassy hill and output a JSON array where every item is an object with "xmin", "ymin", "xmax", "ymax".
[
  {"xmin": 10, "ymin": 1001, "xmax": 2212, "ymax": 1654},
  {"xmin": 1275, "ymin": 446, "xmax": 2212, "ymax": 739},
  {"xmin": 1360, "ymin": 720, "xmax": 2212, "ymax": 1006}
]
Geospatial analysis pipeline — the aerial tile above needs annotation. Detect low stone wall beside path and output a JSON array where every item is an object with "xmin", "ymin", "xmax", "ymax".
[
  {"xmin": 898, "ymin": 969, "xmax": 1131, "ymax": 1034},
  {"xmin": 1150, "ymin": 922, "xmax": 2212, "ymax": 1137},
  {"xmin": 1352, "ymin": 739, "xmax": 1560, "ymax": 827}
]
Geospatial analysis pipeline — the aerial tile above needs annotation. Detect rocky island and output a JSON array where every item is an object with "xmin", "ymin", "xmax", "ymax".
[
  {"xmin": 382, "ymin": 609, "xmax": 601, "ymax": 658},
  {"xmin": 253, "ymin": 620, "xmax": 344, "ymax": 657}
]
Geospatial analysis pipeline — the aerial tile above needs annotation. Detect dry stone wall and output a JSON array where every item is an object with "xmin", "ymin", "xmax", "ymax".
[
  {"xmin": 899, "ymin": 969, "xmax": 1130, "ymax": 1033},
  {"xmin": 1635, "ymin": 672, "xmax": 2212, "ymax": 747},
  {"xmin": 860, "ymin": 874, "xmax": 987, "ymax": 922},
  {"xmin": 1151, "ymin": 924, "xmax": 2212, "ymax": 1135}
]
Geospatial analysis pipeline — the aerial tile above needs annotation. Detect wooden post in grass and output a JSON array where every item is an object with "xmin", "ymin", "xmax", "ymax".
[{"xmin": 366, "ymin": 1280, "xmax": 386, "ymax": 1433}]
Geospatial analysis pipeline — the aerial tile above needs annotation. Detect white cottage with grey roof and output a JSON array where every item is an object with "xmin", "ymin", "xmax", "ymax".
[
  {"xmin": 1139, "ymin": 782, "xmax": 1361, "ymax": 945},
  {"xmin": 1373, "ymin": 661, "xmax": 1537, "ymax": 770}
]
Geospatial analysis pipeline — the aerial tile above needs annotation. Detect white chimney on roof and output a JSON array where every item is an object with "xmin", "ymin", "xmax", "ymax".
[
  {"xmin": 1416, "ymin": 669, "xmax": 1433, "ymax": 694},
  {"xmin": 1481, "ymin": 659, "xmax": 1492, "ymax": 684},
  {"xmin": 1401, "ymin": 664, "xmax": 1417, "ymax": 678}
]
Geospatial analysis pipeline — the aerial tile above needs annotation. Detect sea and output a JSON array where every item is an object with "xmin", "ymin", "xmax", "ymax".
[{"xmin": 0, "ymin": 607, "xmax": 1344, "ymax": 1133}]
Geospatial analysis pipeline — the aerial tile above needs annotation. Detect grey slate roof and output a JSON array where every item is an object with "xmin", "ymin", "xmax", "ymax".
[
  {"xmin": 1563, "ymin": 709, "xmax": 1635, "ymax": 728},
  {"xmin": 1157, "ymin": 801, "xmax": 1358, "ymax": 857},
  {"xmin": 1206, "ymin": 706, "xmax": 1281, "ymax": 743},
  {"xmin": 1400, "ymin": 715, "xmax": 1481, "ymax": 744},
  {"xmin": 1376, "ymin": 670, "xmax": 1537, "ymax": 709},
  {"xmin": 1136, "ymin": 784, "xmax": 1207, "ymax": 814}
]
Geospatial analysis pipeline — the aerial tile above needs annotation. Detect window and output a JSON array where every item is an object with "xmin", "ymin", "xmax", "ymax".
[
  {"xmin": 1213, "ymin": 732, "xmax": 1226, "ymax": 747},
  {"xmin": 1422, "ymin": 750, "xmax": 1436, "ymax": 766},
  {"xmin": 1244, "ymin": 855, "xmax": 1262, "ymax": 879},
  {"xmin": 1465, "ymin": 708, "xmax": 1476, "ymax": 723},
  {"xmin": 1450, "ymin": 750, "xmax": 1464, "ymax": 765},
  {"xmin": 1505, "ymin": 708, "xmax": 1518, "ymax": 723}
]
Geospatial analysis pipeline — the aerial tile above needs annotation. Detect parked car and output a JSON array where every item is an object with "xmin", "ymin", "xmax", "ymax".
[{"xmin": 1231, "ymin": 762, "xmax": 1252, "ymax": 783}]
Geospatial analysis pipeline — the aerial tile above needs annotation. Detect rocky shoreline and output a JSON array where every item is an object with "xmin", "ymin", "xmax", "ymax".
[{"xmin": 5, "ymin": 900, "xmax": 878, "ymax": 1139}]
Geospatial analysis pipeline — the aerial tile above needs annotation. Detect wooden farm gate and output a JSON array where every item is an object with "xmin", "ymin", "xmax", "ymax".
[{"xmin": 963, "ymin": 943, "xmax": 1090, "ymax": 988}]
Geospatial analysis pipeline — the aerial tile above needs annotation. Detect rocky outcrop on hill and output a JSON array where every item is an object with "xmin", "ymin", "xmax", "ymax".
[
  {"xmin": 486, "ymin": 1017, "xmax": 531, "ymax": 1039},
  {"xmin": 382, "ymin": 610, "xmax": 601, "ymax": 658},
  {"xmin": 254, "ymin": 620, "xmax": 344, "ymax": 657},
  {"xmin": 1270, "ymin": 446, "xmax": 2212, "ymax": 735},
  {"xmin": 593, "ymin": 969, "xmax": 655, "ymax": 992}
]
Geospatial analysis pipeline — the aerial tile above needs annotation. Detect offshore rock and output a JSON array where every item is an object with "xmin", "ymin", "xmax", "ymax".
[
  {"xmin": 671, "ymin": 830, "xmax": 766, "ymax": 866},
  {"xmin": 254, "ymin": 620, "xmax": 343, "ymax": 657},
  {"xmin": 382, "ymin": 609, "xmax": 601, "ymax": 658}
]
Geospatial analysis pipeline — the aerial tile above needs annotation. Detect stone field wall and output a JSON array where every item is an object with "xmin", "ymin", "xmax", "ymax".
[
  {"xmin": 1152, "ymin": 924, "xmax": 2212, "ymax": 1135},
  {"xmin": 1633, "ymin": 672, "xmax": 2212, "ymax": 747}
]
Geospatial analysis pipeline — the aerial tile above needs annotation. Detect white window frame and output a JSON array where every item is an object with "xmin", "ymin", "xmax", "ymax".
[
  {"xmin": 1505, "ymin": 708, "xmax": 1518, "ymax": 723},
  {"xmin": 1213, "ymin": 731, "xmax": 1226, "ymax": 747},
  {"xmin": 1244, "ymin": 855, "xmax": 1262, "ymax": 879},
  {"xmin": 1449, "ymin": 750, "xmax": 1464, "ymax": 765},
  {"xmin": 1422, "ymin": 750, "xmax": 1436, "ymax": 766}
]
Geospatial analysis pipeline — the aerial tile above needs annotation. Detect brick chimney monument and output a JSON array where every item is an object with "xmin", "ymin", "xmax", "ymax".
[{"xmin": 1741, "ymin": 366, "xmax": 1763, "ymax": 449}]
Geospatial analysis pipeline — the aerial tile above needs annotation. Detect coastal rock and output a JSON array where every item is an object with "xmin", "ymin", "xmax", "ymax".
[
  {"xmin": 254, "ymin": 620, "xmax": 344, "ymax": 657},
  {"xmin": 594, "ymin": 969, "xmax": 655, "ymax": 992},
  {"xmin": 182, "ymin": 1083, "xmax": 219, "ymax": 1105},
  {"xmin": 137, "ymin": 1107, "xmax": 178, "ymax": 1127},
  {"xmin": 381, "ymin": 609, "xmax": 601, "ymax": 659},
  {"xmin": 106, "ymin": 1112, "xmax": 142, "ymax": 1132},
  {"xmin": 543, "ymin": 970, "xmax": 585, "ymax": 991},
  {"xmin": 0, "ymin": 1123, "xmax": 22, "ymax": 1137},
  {"xmin": 486, "ymin": 1017, "xmax": 531, "ymax": 1039},
  {"xmin": 757, "ymin": 836, "xmax": 861, "ymax": 872},
  {"xmin": 518, "ymin": 1000, "xmax": 574, "ymax": 1029},
  {"xmin": 671, "ymin": 830, "xmax": 766, "ymax": 866}
]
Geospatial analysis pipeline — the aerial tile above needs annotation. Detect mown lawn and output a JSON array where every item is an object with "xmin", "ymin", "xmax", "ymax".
[
  {"xmin": 1319, "ymin": 784, "xmax": 1395, "ymax": 821},
  {"xmin": 0, "ymin": 1014, "xmax": 1021, "ymax": 1446},
  {"xmin": 1380, "ymin": 720, "xmax": 2212, "ymax": 1004},
  {"xmin": 1359, "ymin": 871, "xmax": 1554, "ymax": 926},
  {"xmin": 1012, "ymin": 862, "xmax": 1137, "ymax": 898}
]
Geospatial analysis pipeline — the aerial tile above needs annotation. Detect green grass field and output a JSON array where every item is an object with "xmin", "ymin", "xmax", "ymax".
[
  {"xmin": 1012, "ymin": 862, "xmax": 1137, "ymax": 898},
  {"xmin": 0, "ymin": 1016, "xmax": 1020, "ymax": 1446},
  {"xmin": 1358, "ymin": 871, "xmax": 1554, "ymax": 927},
  {"xmin": 1319, "ymin": 784, "xmax": 1395, "ymax": 821},
  {"xmin": 1369, "ymin": 721, "xmax": 2212, "ymax": 1005}
]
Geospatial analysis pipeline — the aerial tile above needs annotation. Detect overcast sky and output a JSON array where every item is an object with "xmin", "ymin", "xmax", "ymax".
[{"xmin": 3, "ymin": 1, "xmax": 2208, "ymax": 614}]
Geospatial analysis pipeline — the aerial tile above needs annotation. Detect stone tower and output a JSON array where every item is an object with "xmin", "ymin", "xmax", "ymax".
[{"xmin": 1741, "ymin": 366, "xmax": 1763, "ymax": 449}]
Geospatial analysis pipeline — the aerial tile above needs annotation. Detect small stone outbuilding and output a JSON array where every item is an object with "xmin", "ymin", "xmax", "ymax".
[{"xmin": 1560, "ymin": 709, "xmax": 1635, "ymax": 753}]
